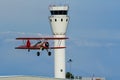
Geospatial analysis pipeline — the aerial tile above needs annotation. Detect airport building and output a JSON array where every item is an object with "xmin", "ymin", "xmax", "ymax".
[{"xmin": 0, "ymin": 76, "xmax": 105, "ymax": 80}]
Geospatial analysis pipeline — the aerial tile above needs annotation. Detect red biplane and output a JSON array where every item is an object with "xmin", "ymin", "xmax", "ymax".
[{"xmin": 15, "ymin": 37, "xmax": 68, "ymax": 56}]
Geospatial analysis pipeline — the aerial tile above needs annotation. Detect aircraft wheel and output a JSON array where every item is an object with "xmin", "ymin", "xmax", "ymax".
[
  {"xmin": 42, "ymin": 48, "xmax": 44, "ymax": 51},
  {"xmin": 37, "ymin": 52, "xmax": 40, "ymax": 56},
  {"xmin": 28, "ymin": 49, "xmax": 30, "ymax": 52},
  {"xmin": 48, "ymin": 52, "xmax": 51, "ymax": 56}
]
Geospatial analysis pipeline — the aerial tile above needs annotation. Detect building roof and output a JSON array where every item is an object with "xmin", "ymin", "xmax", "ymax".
[{"xmin": 0, "ymin": 75, "xmax": 65, "ymax": 80}]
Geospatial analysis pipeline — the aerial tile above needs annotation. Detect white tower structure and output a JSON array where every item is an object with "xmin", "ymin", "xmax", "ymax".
[{"xmin": 49, "ymin": 5, "xmax": 69, "ymax": 78}]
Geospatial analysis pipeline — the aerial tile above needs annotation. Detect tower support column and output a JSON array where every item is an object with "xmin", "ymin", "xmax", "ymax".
[{"xmin": 54, "ymin": 35, "xmax": 66, "ymax": 78}]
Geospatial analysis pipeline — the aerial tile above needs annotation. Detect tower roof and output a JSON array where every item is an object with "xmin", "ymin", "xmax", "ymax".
[{"xmin": 49, "ymin": 5, "xmax": 69, "ymax": 11}]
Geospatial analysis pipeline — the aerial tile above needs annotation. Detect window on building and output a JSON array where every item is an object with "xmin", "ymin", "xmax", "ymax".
[
  {"xmin": 50, "ymin": 19, "xmax": 52, "ymax": 22},
  {"xmin": 51, "ymin": 10, "xmax": 67, "ymax": 15},
  {"xmin": 66, "ymin": 19, "xmax": 68, "ymax": 22},
  {"xmin": 61, "ymin": 19, "xmax": 63, "ymax": 22},
  {"xmin": 55, "ymin": 19, "xmax": 57, "ymax": 22}
]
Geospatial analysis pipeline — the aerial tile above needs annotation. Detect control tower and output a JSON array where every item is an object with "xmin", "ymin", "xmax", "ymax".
[{"xmin": 49, "ymin": 5, "xmax": 69, "ymax": 78}]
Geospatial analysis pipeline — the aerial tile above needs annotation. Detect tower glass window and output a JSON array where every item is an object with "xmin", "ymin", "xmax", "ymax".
[{"xmin": 51, "ymin": 10, "xmax": 67, "ymax": 15}]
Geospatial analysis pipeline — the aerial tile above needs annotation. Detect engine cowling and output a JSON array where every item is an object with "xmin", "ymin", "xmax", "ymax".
[{"xmin": 45, "ymin": 42, "xmax": 49, "ymax": 48}]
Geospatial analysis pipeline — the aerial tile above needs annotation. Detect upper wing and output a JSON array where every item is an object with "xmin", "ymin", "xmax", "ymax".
[
  {"xmin": 15, "ymin": 37, "xmax": 68, "ymax": 50},
  {"xmin": 15, "ymin": 45, "xmax": 66, "ymax": 50},
  {"xmin": 16, "ymin": 37, "xmax": 68, "ymax": 40}
]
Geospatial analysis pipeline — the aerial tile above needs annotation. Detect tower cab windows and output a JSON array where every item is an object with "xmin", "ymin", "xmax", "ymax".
[{"xmin": 51, "ymin": 10, "xmax": 67, "ymax": 15}]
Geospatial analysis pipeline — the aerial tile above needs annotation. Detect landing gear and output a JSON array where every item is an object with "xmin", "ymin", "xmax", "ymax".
[
  {"xmin": 28, "ymin": 49, "xmax": 30, "ymax": 52},
  {"xmin": 48, "ymin": 52, "xmax": 51, "ymax": 56},
  {"xmin": 36, "ymin": 51, "xmax": 51, "ymax": 56},
  {"xmin": 42, "ymin": 48, "xmax": 44, "ymax": 51},
  {"xmin": 37, "ymin": 52, "xmax": 40, "ymax": 56}
]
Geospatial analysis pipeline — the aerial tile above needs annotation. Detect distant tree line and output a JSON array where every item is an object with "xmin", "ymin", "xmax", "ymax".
[
  {"xmin": 66, "ymin": 72, "xmax": 74, "ymax": 79},
  {"xmin": 66, "ymin": 72, "xmax": 82, "ymax": 79}
]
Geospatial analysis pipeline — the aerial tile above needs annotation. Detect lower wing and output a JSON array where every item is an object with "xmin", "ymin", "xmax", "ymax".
[{"xmin": 15, "ymin": 45, "xmax": 40, "ymax": 50}]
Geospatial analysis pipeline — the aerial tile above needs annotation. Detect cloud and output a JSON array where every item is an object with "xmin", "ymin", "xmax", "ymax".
[
  {"xmin": 0, "ymin": 31, "xmax": 42, "ymax": 36},
  {"xmin": 0, "ymin": 31, "xmax": 45, "ymax": 43},
  {"xmin": 70, "ymin": 39, "xmax": 117, "ymax": 47},
  {"xmin": 0, "ymin": 31, "xmax": 54, "ymax": 43},
  {"xmin": 4, "ymin": 39, "xmax": 16, "ymax": 43},
  {"xmin": 0, "ymin": 31, "xmax": 52, "ymax": 37},
  {"xmin": 0, "ymin": 31, "xmax": 23, "ymax": 35}
]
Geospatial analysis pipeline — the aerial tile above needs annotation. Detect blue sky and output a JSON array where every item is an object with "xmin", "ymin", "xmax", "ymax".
[{"xmin": 0, "ymin": 0, "xmax": 120, "ymax": 80}]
